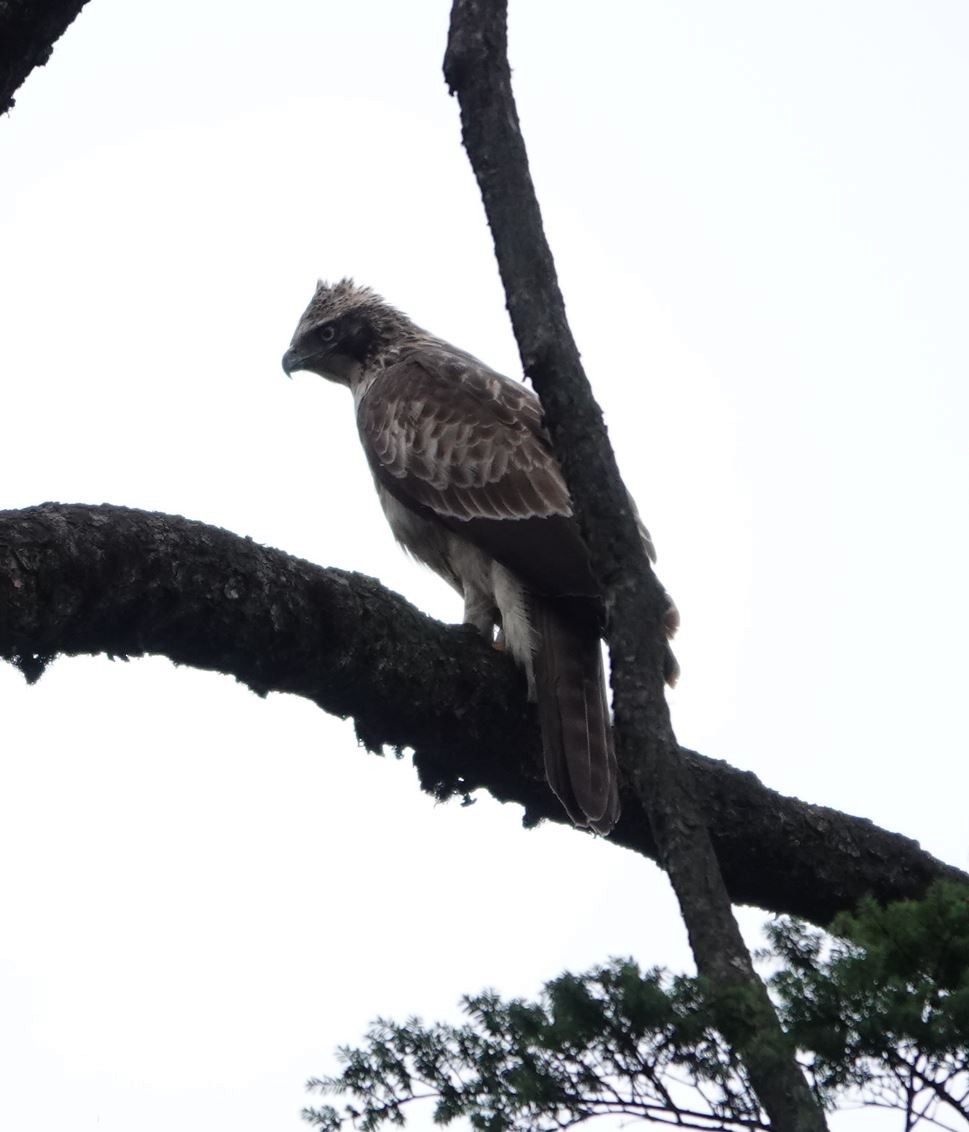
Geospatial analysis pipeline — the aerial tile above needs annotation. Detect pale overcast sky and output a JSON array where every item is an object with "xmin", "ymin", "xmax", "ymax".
[{"xmin": 1, "ymin": 3, "xmax": 967, "ymax": 1131}]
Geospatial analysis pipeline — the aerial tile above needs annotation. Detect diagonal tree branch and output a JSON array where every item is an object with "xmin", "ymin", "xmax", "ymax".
[
  {"xmin": 443, "ymin": 3, "xmax": 827, "ymax": 1127},
  {"xmin": 2, "ymin": 503, "xmax": 962, "ymax": 928},
  {"xmin": 0, "ymin": 0, "xmax": 90, "ymax": 116}
]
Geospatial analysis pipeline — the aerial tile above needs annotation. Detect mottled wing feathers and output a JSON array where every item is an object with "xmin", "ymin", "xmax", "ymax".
[
  {"xmin": 358, "ymin": 349, "xmax": 600, "ymax": 599},
  {"xmin": 358, "ymin": 348, "xmax": 569, "ymax": 521}
]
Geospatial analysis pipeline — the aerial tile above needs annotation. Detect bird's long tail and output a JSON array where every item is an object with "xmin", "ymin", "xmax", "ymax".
[{"xmin": 532, "ymin": 599, "xmax": 619, "ymax": 835}]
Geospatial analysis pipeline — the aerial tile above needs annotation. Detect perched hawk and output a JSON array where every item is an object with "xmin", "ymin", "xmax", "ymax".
[{"xmin": 282, "ymin": 280, "xmax": 676, "ymax": 835}]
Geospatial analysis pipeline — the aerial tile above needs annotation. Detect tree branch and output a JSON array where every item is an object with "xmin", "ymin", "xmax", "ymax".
[
  {"xmin": 0, "ymin": 0, "xmax": 90, "ymax": 116},
  {"xmin": 2, "ymin": 503, "xmax": 962, "ymax": 928},
  {"xmin": 443, "ymin": 3, "xmax": 828, "ymax": 1127}
]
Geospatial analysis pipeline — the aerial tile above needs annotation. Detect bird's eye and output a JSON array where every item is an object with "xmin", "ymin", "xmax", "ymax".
[{"xmin": 317, "ymin": 325, "xmax": 336, "ymax": 345}]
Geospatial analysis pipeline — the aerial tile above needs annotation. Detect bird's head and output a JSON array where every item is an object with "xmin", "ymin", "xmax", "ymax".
[{"xmin": 281, "ymin": 278, "xmax": 411, "ymax": 386}]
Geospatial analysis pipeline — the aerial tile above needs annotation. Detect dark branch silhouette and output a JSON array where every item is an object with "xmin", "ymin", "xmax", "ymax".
[
  {"xmin": 443, "ymin": 4, "xmax": 828, "ymax": 1127},
  {"xmin": 0, "ymin": 0, "xmax": 90, "ymax": 115},
  {"xmin": 2, "ymin": 503, "xmax": 961, "ymax": 928}
]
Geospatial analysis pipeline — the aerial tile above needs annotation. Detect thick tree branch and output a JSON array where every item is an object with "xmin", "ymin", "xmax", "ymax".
[
  {"xmin": 2, "ymin": 504, "xmax": 962, "ymax": 928},
  {"xmin": 0, "ymin": 0, "xmax": 90, "ymax": 116},
  {"xmin": 444, "ymin": 3, "xmax": 828, "ymax": 1127}
]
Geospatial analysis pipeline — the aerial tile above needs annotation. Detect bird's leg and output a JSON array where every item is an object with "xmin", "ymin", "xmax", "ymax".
[
  {"xmin": 462, "ymin": 587, "xmax": 499, "ymax": 641},
  {"xmin": 491, "ymin": 568, "xmax": 536, "ymax": 699},
  {"xmin": 494, "ymin": 620, "xmax": 507, "ymax": 651}
]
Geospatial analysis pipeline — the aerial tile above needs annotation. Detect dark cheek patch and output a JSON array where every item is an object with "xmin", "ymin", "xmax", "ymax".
[{"xmin": 343, "ymin": 315, "xmax": 378, "ymax": 362}]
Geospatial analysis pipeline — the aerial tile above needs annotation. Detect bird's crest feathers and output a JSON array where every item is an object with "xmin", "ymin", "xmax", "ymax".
[{"xmin": 295, "ymin": 277, "xmax": 415, "ymax": 342}]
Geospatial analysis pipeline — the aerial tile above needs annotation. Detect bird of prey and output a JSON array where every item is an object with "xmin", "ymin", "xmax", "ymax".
[{"xmin": 282, "ymin": 279, "xmax": 676, "ymax": 834}]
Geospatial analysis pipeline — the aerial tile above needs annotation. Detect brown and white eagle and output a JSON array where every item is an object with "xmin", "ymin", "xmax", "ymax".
[{"xmin": 282, "ymin": 279, "xmax": 676, "ymax": 835}]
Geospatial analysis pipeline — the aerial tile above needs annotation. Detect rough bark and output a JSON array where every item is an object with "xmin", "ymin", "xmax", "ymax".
[
  {"xmin": 0, "ymin": 0, "xmax": 89, "ymax": 115},
  {"xmin": 444, "ymin": 3, "xmax": 828, "ymax": 1127},
  {"xmin": 2, "ymin": 503, "xmax": 962, "ymax": 930}
]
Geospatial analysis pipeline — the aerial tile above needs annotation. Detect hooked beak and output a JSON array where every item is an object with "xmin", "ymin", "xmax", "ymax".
[{"xmin": 281, "ymin": 348, "xmax": 303, "ymax": 378}]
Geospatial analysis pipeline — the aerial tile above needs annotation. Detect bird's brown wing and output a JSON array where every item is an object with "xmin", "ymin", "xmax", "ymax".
[{"xmin": 357, "ymin": 346, "xmax": 600, "ymax": 599}]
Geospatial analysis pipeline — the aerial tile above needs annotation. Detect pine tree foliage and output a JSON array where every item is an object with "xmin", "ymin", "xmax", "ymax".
[
  {"xmin": 304, "ymin": 962, "xmax": 764, "ymax": 1132},
  {"xmin": 304, "ymin": 883, "xmax": 969, "ymax": 1132},
  {"xmin": 769, "ymin": 881, "xmax": 969, "ymax": 1130}
]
